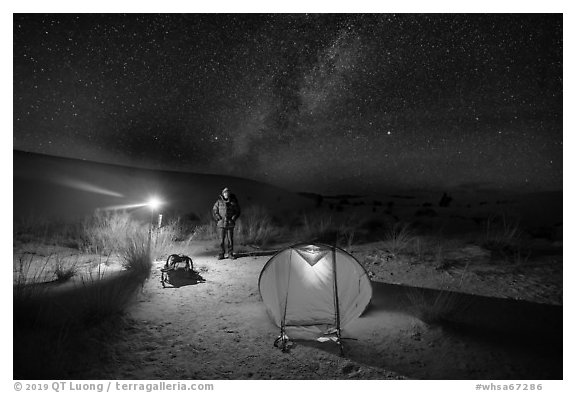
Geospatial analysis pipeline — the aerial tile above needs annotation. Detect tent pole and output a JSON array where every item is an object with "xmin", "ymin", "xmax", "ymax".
[
  {"xmin": 276, "ymin": 249, "xmax": 293, "ymax": 352},
  {"xmin": 332, "ymin": 245, "xmax": 344, "ymax": 356}
]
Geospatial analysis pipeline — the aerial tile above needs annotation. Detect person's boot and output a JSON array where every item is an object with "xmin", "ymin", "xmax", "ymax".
[
  {"xmin": 217, "ymin": 254, "xmax": 225, "ymax": 260},
  {"xmin": 230, "ymin": 252, "xmax": 236, "ymax": 260}
]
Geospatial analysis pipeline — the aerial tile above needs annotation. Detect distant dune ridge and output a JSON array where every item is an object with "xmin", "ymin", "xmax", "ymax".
[
  {"xmin": 13, "ymin": 150, "xmax": 561, "ymax": 233},
  {"xmin": 13, "ymin": 150, "xmax": 314, "ymax": 222}
]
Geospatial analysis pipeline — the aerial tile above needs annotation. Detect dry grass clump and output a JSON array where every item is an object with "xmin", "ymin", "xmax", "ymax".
[
  {"xmin": 82, "ymin": 211, "xmax": 146, "ymax": 254},
  {"xmin": 190, "ymin": 213, "xmax": 220, "ymax": 241},
  {"xmin": 151, "ymin": 218, "xmax": 194, "ymax": 260},
  {"xmin": 190, "ymin": 205, "xmax": 284, "ymax": 247},
  {"xmin": 54, "ymin": 256, "xmax": 79, "ymax": 282},
  {"xmin": 483, "ymin": 213, "xmax": 521, "ymax": 251},
  {"xmin": 236, "ymin": 205, "xmax": 283, "ymax": 247},
  {"xmin": 482, "ymin": 213, "xmax": 529, "ymax": 264},
  {"xmin": 14, "ymin": 215, "xmax": 86, "ymax": 249},
  {"xmin": 383, "ymin": 222, "xmax": 416, "ymax": 255},
  {"xmin": 298, "ymin": 211, "xmax": 336, "ymax": 243},
  {"xmin": 13, "ymin": 211, "xmax": 157, "ymax": 379},
  {"xmin": 121, "ymin": 236, "xmax": 152, "ymax": 279}
]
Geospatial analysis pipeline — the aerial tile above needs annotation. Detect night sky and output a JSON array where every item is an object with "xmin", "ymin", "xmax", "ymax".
[{"xmin": 13, "ymin": 13, "xmax": 563, "ymax": 194}]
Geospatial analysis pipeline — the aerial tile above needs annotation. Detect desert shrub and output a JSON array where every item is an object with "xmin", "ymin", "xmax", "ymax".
[
  {"xmin": 432, "ymin": 243, "xmax": 448, "ymax": 270},
  {"xmin": 56, "ymin": 221, "xmax": 88, "ymax": 249},
  {"xmin": 191, "ymin": 222, "xmax": 218, "ymax": 240},
  {"xmin": 511, "ymin": 247, "xmax": 531, "ymax": 265},
  {"xmin": 14, "ymin": 247, "xmax": 153, "ymax": 378},
  {"xmin": 236, "ymin": 205, "xmax": 281, "ymax": 246},
  {"xmin": 408, "ymin": 236, "xmax": 426, "ymax": 262},
  {"xmin": 358, "ymin": 216, "xmax": 401, "ymax": 243},
  {"xmin": 187, "ymin": 205, "xmax": 283, "ymax": 246},
  {"xmin": 383, "ymin": 222, "xmax": 415, "ymax": 255},
  {"xmin": 482, "ymin": 213, "xmax": 524, "ymax": 259},
  {"xmin": 150, "ymin": 218, "xmax": 195, "ymax": 259},
  {"xmin": 484, "ymin": 213, "xmax": 521, "ymax": 245},
  {"xmin": 13, "ymin": 252, "xmax": 55, "ymax": 303},
  {"xmin": 299, "ymin": 211, "xmax": 337, "ymax": 243},
  {"xmin": 14, "ymin": 214, "xmax": 57, "ymax": 242},
  {"xmin": 54, "ymin": 256, "xmax": 78, "ymax": 282},
  {"xmin": 294, "ymin": 211, "xmax": 391, "ymax": 247},
  {"xmin": 402, "ymin": 235, "xmax": 451, "ymax": 269},
  {"xmin": 336, "ymin": 225, "xmax": 357, "ymax": 251},
  {"xmin": 335, "ymin": 213, "xmax": 371, "ymax": 249},
  {"xmin": 82, "ymin": 211, "xmax": 147, "ymax": 254},
  {"xmin": 14, "ymin": 215, "xmax": 86, "ymax": 249},
  {"xmin": 191, "ymin": 223, "xmax": 219, "ymax": 240},
  {"xmin": 15, "ymin": 221, "xmax": 153, "ymax": 329},
  {"xmin": 121, "ymin": 233, "xmax": 152, "ymax": 279},
  {"xmin": 14, "ymin": 210, "xmax": 156, "ymax": 379},
  {"xmin": 190, "ymin": 213, "xmax": 219, "ymax": 240},
  {"xmin": 165, "ymin": 214, "xmax": 200, "ymax": 241},
  {"xmin": 14, "ymin": 251, "xmax": 86, "ymax": 289}
]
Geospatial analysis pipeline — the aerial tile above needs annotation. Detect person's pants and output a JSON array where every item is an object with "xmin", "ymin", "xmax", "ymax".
[{"xmin": 220, "ymin": 227, "xmax": 234, "ymax": 256}]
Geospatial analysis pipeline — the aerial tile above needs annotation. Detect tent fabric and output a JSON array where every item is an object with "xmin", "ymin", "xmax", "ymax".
[{"xmin": 258, "ymin": 243, "xmax": 372, "ymax": 339}]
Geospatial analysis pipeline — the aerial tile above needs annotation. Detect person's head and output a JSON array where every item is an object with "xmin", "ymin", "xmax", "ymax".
[{"xmin": 222, "ymin": 187, "xmax": 230, "ymax": 199}]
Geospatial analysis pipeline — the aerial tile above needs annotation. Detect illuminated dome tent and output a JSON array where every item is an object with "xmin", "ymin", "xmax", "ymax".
[{"xmin": 258, "ymin": 243, "xmax": 372, "ymax": 353}]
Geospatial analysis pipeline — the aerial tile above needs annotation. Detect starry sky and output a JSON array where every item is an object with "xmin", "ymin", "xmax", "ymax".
[{"xmin": 13, "ymin": 13, "xmax": 563, "ymax": 194}]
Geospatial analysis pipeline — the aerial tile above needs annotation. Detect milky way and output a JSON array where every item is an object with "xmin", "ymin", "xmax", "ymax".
[{"xmin": 13, "ymin": 14, "xmax": 562, "ymax": 193}]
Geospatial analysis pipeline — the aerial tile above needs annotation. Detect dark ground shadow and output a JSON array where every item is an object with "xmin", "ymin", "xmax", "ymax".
[
  {"xmin": 192, "ymin": 249, "xmax": 279, "ymax": 259},
  {"xmin": 192, "ymin": 248, "xmax": 220, "ymax": 258},
  {"xmin": 160, "ymin": 270, "xmax": 206, "ymax": 288},
  {"xmin": 234, "ymin": 250, "xmax": 279, "ymax": 258},
  {"xmin": 368, "ymin": 282, "xmax": 562, "ymax": 338},
  {"xmin": 296, "ymin": 281, "xmax": 562, "ymax": 379}
]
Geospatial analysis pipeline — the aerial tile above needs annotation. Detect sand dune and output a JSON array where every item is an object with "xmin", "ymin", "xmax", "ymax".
[{"xmin": 13, "ymin": 150, "xmax": 314, "ymax": 222}]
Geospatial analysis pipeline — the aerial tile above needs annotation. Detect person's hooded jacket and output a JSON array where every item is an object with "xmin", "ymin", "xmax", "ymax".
[{"xmin": 212, "ymin": 192, "xmax": 241, "ymax": 228}]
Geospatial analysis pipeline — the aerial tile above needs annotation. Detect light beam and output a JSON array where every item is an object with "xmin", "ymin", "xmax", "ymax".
[{"xmin": 56, "ymin": 177, "xmax": 124, "ymax": 198}]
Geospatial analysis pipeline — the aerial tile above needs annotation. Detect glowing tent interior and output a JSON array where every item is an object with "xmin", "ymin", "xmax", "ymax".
[{"xmin": 258, "ymin": 243, "xmax": 372, "ymax": 353}]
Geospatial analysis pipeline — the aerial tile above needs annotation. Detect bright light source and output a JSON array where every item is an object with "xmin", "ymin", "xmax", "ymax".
[
  {"xmin": 302, "ymin": 245, "xmax": 323, "ymax": 254},
  {"xmin": 148, "ymin": 197, "xmax": 161, "ymax": 210},
  {"xmin": 295, "ymin": 245, "xmax": 329, "ymax": 267}
]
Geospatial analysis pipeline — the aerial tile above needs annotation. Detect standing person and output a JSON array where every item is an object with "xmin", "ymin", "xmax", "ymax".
[{"xmin": 212, "ymin": 187, "xmax": 241, "ymax": 260}]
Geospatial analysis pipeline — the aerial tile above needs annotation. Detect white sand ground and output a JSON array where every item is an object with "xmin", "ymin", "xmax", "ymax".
[{"xmin": 36, "ymin": 240, "xmax": 559, "ymax": 380}]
